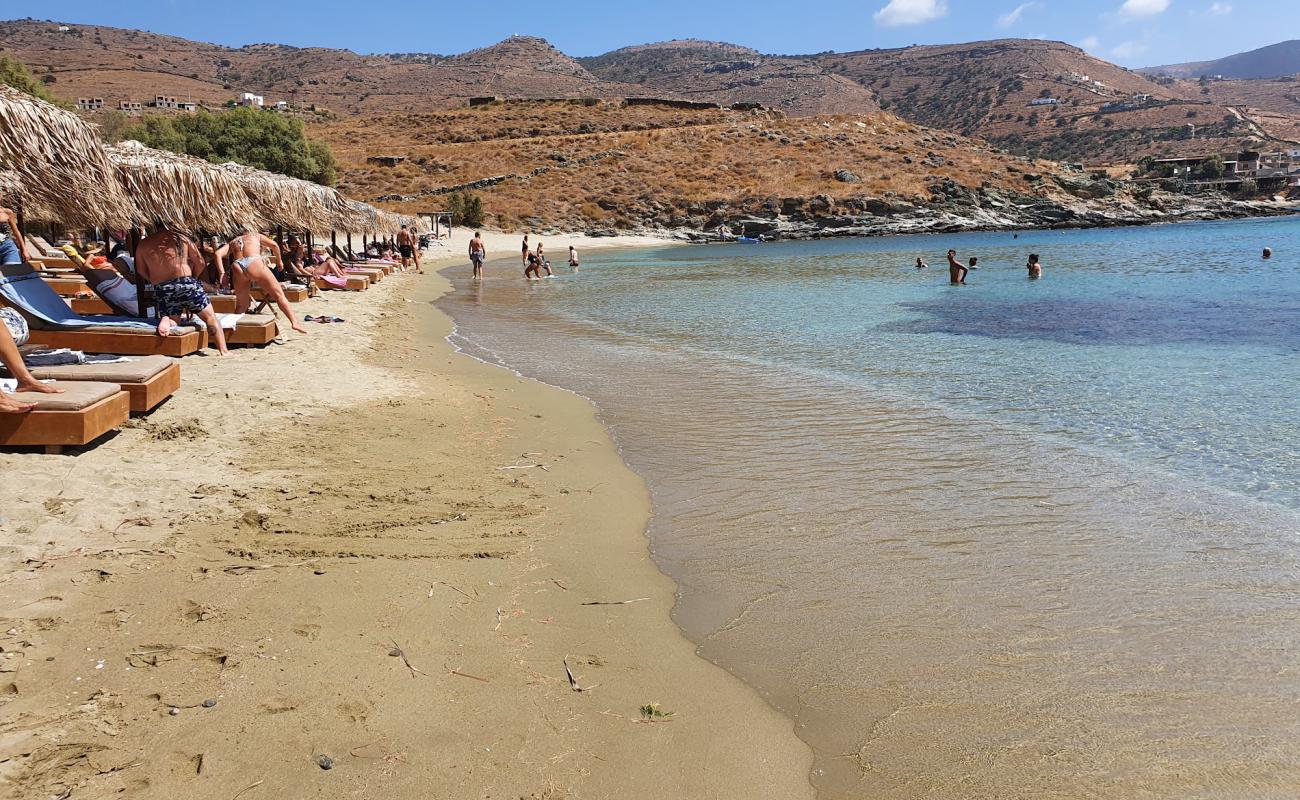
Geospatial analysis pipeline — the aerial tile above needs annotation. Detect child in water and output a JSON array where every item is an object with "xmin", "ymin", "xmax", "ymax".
[{"xmin": 1026, "ymin": 253, "xmax": 1042, "ymax": 279}]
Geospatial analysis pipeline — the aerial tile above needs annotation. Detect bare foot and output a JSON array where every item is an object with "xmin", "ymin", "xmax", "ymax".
[
  {"xmin": 0, "ymin": 394, "xmax": 35, "ymax": 414},
  {"xmin": 15, "ymin": 379, "xmax": 63, "ymax": 395},
  {"xmin": 292, "ymin": 323, "xmax": 309, "ymax": 334}
]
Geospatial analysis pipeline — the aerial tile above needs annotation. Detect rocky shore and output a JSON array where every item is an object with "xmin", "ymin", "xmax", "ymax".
[{"xmin": 617, "ymin": 176, "xmax": 1297, "ymax": 242}]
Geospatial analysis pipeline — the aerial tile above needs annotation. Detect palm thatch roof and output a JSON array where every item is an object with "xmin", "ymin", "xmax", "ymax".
[
  {"xmin": 0, "ymin": 85, "xmax": 140, "ymax": 228},
  {"xmin": 107, "ymin": 140, "xmax": 259, "ymax": 233},
  {"xmin": 219, "ymin": 161, "xmax": 348, "ymax": 232},
  {"xmin": 0, "ymin": 168, "xmax": 59, "ymax": 223}
]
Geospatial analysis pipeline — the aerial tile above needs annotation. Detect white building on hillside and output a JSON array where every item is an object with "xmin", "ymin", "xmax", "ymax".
[{"xmin": 240, "ymin": 93, "xmax": 264, "ymax": 107}]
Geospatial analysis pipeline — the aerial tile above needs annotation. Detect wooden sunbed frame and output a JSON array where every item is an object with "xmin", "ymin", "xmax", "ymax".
[
  {"xmin": 222, "ymin": 315, "xmax": 278, "ymax": 346},
  {"xmin": 315, "ymin": 274, "xmax": 368, "ymax": 292},
  {"xmin": 0, "ymin": 389, "xmax": 130, "ymax": 454},
  {"xmin": 25, "ymin": 327, "xmax": 206, "ymax": 357}
]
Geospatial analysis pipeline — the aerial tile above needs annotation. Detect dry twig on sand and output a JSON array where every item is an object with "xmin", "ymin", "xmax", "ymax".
[
  {"xmin": 223, "ymin": 561, "xmax": 310, "ymax": 575},
  {"xmin": 563, "ymin": 657, "xmax": 598, "ymax": 693},
  {"xmin": 581, "ymin": 597, "xmax": 650, "ymax": 606},
  {"xmin": 388, "ymin": 641, "xmax": 425, "ymax": 678},
  {"xmin": 230, "ymin": 778, "xmax": 265, "ymax": 800}
]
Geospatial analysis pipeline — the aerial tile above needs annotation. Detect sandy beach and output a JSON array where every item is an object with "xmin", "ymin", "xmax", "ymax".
[{"xmin": 0, "ymin": 240, "xmax": 814, "ymax": 799}]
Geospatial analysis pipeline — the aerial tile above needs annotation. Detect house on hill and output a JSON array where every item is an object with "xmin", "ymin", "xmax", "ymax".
[{"xmin": 75, "ymin": 97, "xmax": 104, "ymax": 110}]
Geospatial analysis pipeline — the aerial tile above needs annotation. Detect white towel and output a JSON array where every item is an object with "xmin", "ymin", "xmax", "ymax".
[{"xmin": 216, "ymin": 313, "xmax": 244, "ymax": 330}]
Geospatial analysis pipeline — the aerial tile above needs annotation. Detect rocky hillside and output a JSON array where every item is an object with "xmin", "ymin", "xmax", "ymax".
[
  {"xmin": 1142, "ymin": 40, "xmax": 1300, "ymax": 80},
  {"xmin": 580, "ymin": 40, "xmax": 880, "ymax": 116},
  {"xmin": 314, "ymin": 102, "xmax": 1280, "ymax": 239},
  {"xmin": 4, "ymin": 19, "xmax": 1297, "ymax": 164}
]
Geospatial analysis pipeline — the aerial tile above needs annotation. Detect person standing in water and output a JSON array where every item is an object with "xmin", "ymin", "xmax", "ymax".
[
  {"xmin": 946, "ymin": 249, "xmax": 967, "ymax": 285},
  {"xmin": 521, "ymin": 234, "xmax": 530, "ymax": 267},
  {"xmin": 968, "ymin": 256, "xmax": 979, "ymax": 271},
  {"xmin": 1262, "ymin": 247, "xmax": 1272, "ymax": 260},
  {"xmin": 1026, "ymin": 253, "xmax": 1042, "ymax": 279},
  {"xmin": 569, "ymin": 245, "xmax": 579, "ymax": 269},
  {"xmin": 536, "ymin": 242, "xmax": 553, "ymax": 277},
  {"xmin": 915, "ymin": 256, "xmax": 928, "ymax": 269},
  {"xmin": 468, "ymin": 232, "xmax": 486, "ymax": 281},
  {"xmin": 524, "ymin": 247, "xmax": 542, "ymax": 281}
]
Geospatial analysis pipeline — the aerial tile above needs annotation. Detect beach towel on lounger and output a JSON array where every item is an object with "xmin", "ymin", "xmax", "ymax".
[{"xmin": 0, "ymin": 264, "xmax": 177, "ymax": 332}]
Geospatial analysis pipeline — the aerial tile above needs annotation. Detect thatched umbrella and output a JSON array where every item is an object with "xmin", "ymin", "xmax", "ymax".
[
  {"xmin": 0, "ymin": 85, "xmax": 140, "ymax": 229},
  {"xmin": 0, "ymin": 168, "xmax": 61, "ymax": 228},
  {"xmin": 106, "ymin": 140, "xmax": 259, "ymax": 233},
  {"xmin": 219, "ymin": 161, "xmax": 347, "ymax": 233}
]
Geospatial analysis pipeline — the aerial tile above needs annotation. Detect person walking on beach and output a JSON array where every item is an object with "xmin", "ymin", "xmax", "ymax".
[
  {"xmin": 569, "ymin": 245, "xmax": 579, "ymax": 269},
  {"xmin": 136, "ymin": 228, "xmax": 229, "ymax": 354},
  {"xmin": 397, "ymin": 225, "xmax": 418, "ymax": 272},
  {"xmin": 947, "ymin": 249, "xmax": 967, "ymax": 285},
  {"xmin": 536, "ymin": 242, "xmax": 553, "ymax": 277},
  {"xmin": 1026, "ymin": 253, "xmax": 1042, "ymax": 279},
  {"xmin": 468, "ymin": 232, "xmax": 486, "ymax": 280}
]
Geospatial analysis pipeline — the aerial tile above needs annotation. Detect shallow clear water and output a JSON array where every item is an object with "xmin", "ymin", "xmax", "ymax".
[{"xmin": 440, "ymin": 218, "xmax": 1300, "ymax": 799}]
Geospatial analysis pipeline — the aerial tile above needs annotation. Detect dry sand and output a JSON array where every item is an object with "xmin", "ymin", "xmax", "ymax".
[{"xmin": 0, "ymin": 242, "xmax": 814, "ymax": 799}]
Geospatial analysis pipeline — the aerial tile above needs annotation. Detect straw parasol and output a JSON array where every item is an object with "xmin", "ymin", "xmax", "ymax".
[
  {"xmin": 0, "ymin": 85, "xmax": 140, "ymax": 229},
  {"xmin": 219, "ymin": 161, "xmax": 348, "ymax": 233},
  {"xmin": 107, "ymin": 140, "xmax": 260, "ymax": 233}
]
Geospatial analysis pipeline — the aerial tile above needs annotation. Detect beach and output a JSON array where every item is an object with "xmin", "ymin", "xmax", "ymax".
[{"xmin": 0, "ymin": 242, "xmax": 814, "ymax": 799}]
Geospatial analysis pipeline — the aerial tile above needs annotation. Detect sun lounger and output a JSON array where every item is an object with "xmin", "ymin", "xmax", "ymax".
[
  {"xmin": 346, "ymin": 266, "xmax": 385, "ymax": 283},
  {"xmin": 0, "ymin": 264, "xmax": 204, "ymax": 356},
  {"xmin": 13, "ymin": 354, "xmax": 180, "ymax": 414},
  {"xmin": 315, "ymin": 274, "xmax": 368, "ymax": 291},
  {"xmin": 219, "ymin": 313, "xmax": 278, "ymax": 346},
  {"xmin": 0, "ymin": 381, "xmax": 130, "ymax": 453}
]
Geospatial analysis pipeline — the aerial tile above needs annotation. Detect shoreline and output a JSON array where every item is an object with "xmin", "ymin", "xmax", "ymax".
[{"xmin": 0, "ymin": 247, "xmax": 815, "ymax": 798}]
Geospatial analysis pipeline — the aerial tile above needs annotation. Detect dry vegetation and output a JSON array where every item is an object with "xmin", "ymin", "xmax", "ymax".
[{"xmin": 314, "ymin": 102, "xmax": 1070, "ymax": 231}]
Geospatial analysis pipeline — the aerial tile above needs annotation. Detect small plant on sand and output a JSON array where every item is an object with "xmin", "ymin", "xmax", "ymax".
[{"xmin": 639, "ymin": 703, "xmax": 674, "ymax": 721}]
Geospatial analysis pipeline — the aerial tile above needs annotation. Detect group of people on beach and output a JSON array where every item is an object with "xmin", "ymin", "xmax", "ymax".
[
  {"xmin": 914, "ymin": 250, "xmax": 1042, "ymax": 282},
  {"xmin": 465, "ymin": 232, "xmax": 579, "ymax": 281}
]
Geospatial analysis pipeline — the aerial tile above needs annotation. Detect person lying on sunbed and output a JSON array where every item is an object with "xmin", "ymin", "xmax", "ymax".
[
  {"xmin": 60, "ymin": 244, "xmax": 150, "ymax": 316},
  {"xmin": 136, "ymin": 229, "xmax": 229, "ymax": 355},
  {"xmin": 308, "ymin": 247, "xmax": 350, "ymax": 280},
  {"xmin": 214, "ymin": 230, "xmax": 307, "ymax": 335},
  {"xmin": 0, "ymin": 307, "xmax": 63, "ymax": 413}
]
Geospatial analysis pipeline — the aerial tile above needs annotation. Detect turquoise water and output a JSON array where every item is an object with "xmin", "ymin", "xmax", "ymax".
[{"xmin": 440, "ymin": 217, "xmax": 1300, "ymax": 798}]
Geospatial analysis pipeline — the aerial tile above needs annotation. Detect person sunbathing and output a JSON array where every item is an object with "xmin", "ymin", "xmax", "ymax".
[
  {"xmin": 214, "ymin": 230, "xmax": 308, "ymax": 335},
  {"xmin": 59, "ymin": 244, "xmax": 148, "ymax": 315},
  {"xmin": 0, "ymin": 308, "xmax": 63, "ymax": 413},
  {"xmin": 135, "ymin": 229, "xmax": 229, "ymax": 355}
]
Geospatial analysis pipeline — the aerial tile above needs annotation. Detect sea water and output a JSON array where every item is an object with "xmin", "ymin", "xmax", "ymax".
[{"xmin": 440, "ymin": 217, "xmax": 1300, "ymax": 799}]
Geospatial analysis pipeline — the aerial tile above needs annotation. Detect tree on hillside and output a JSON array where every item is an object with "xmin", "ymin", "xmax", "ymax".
[
  {"xmin": 0, "ymin": 55, "xmax": 68, "ymax": 107},
  {"xmin": 446, "ymin": 191, "xmax": 485, "ymax": 227},
  {"xmin": 122, "ymin": 107, "xmax": 338, "ymax": 185}
]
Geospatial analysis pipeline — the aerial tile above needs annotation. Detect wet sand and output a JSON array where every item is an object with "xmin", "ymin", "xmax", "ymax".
[{"xmin": 0, "ymin": 251, "xmax": 813, "ymax": 799}]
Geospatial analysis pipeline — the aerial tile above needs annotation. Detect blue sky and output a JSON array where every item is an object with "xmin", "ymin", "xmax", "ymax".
[{"xmin": 20, "ymin": 0, "xmax": 1299, "ymax": 66}]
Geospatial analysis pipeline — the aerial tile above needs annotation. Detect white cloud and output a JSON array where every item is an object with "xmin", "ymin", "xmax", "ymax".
[
  {"xmin": 1078, "ymin": 35, "xmax": 1101, "ymax": 51},
  {"xmin": 997, "ymin": 2, "xmax": 1039, "ymax": 28},
  {"xmin": 1205, "ymin": 2, "xmax": 1232, "ymax": 14},
  {"xmin": 1117, "ymin": 0, "xmax": 1171, "ymax": 18},
  {"xmin": 1110, "ymin": 39, "xmax": 1150, "ymax": 59},
  {"xmin": 873, "ymin": 0, "xmax": 949, "ymax": 27}
]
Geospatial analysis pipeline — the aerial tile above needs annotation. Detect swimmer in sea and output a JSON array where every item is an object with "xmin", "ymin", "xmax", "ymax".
[
  {"xmin": 915, "ymin": 256, "xmax": 928, "ymax": 269},
  {"xmin": 1026, "ymin": 253, "xmax": 1042, "ymax": 279},
  {"xmin": 947, "ymin": 249, "xmax": 967, "ymax": 285}
]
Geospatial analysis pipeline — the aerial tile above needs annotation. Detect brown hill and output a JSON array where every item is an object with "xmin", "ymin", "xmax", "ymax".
[
  {"xmin": 1142, "ymin": 40, "xmax": 1300, "ymax": 80},
  {"xmin": 313, "ymin": 101, "xmax": 1255, "ymax": 237},
  {"xmin": 815, "ymin": 39, "xmax": 1300, "ymax": 162},
  {"xmin": 3, "ymin": 19, "xmax": 1296, "ymax": 164},
  {"xmin": 581, "ymin": 40, "xmax": 880, "ymax": 116},
  {"xmin": 0, "ymin": 20, "xmax": 654, "ymax": 115}
]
